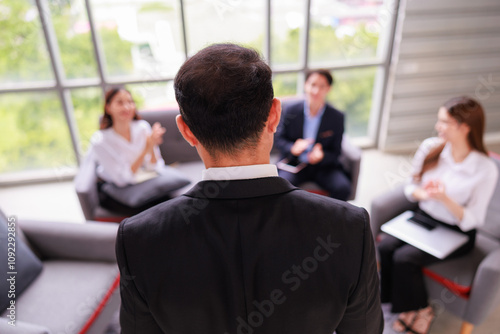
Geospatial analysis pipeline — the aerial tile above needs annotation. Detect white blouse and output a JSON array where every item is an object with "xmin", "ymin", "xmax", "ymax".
[
  {"xmin": 90, "ymin": 120, "xmax": 165, "ymax": 187},
  {"xmin": 405, "ymin": 137, "xmax": 498, "ymax": 232}
]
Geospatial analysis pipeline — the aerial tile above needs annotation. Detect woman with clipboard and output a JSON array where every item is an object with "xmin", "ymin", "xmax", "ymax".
[{"xmin": 378, "ymin": 97, "xmax": 498, "ymax": 333}]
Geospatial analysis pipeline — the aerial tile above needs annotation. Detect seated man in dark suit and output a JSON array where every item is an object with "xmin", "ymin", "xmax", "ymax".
[
  {"xmin": 275, "ymin": 70, "xmax": 351, "ymax": 200},
  {"xmin": 116, "ymin": 43, "xmax": 383, "ymax": 334}
]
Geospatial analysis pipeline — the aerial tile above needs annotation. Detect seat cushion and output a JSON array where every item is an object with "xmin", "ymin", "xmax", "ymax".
[
  {"xmin": 0, "ymin": 260, "xmax": 118, "ymax": 333},
  {"xmin": 424, "ymin": 233, "xmax": 500, "ymax": 299},
  {"xmin": 0, "ymin": 318, "xmax": 50, "ymax": 334},
  {"xmin": 0, "ymin": 211, "xmax": 43, "ymax": 312}
]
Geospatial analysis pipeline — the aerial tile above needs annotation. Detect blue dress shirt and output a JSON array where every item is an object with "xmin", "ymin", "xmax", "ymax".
[{"xmin": 299, "ymin": 102, "xmax": 326, "ymax": 163}]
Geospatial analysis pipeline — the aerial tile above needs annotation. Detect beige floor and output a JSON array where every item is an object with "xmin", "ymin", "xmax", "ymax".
[{"xmin": 1, "ymin": 148, "xmax": 499, "ymax": 333}]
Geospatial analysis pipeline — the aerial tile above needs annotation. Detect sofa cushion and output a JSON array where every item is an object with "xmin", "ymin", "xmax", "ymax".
[
  {"xmin": 101, "ymin": 166, "xmax": 191, "ymax": 208},
  {"xmin": 0, "ymin": 260, "xmax": 118, "ymax": 333},
  {"xmin": 0, "ymin": 210, "xmax": 43, "ymax": 312},
  {"xmin": 0, "ymin": 318, "xmax": 50, "ymax": 334}
]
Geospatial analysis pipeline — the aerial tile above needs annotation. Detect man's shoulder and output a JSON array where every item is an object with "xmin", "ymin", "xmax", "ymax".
[
  {"xmin": 119, "ymin": 195, "xmax": 194, "ymax": 233},
  {"xmin": 119, "ymin": 184, "xmax": 368, "ymax": 237},
  {"xmin": 284, "ymin": 189, "xmax": 368, "ymax": 225},
  {"xmin": 324, "ymin": 103, "xmax": 344, "ymax": 118}
]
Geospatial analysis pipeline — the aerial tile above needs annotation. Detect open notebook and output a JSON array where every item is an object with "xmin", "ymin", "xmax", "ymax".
[{"xmin": 381, "ymin": 211, "xmax": 469, "ymax": 259}]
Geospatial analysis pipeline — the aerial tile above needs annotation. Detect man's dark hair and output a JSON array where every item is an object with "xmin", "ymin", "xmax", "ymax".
[
  {"xmin": 174, "ymin": 43, "xmax": 274, "ymax": 156},
  {"xmin": 305, "ymin": 69, "xmax": 334, "ymax": 86}
]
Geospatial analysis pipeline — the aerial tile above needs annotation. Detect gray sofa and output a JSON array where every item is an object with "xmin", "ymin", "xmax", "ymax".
[
  {"xmin": 75, "ymin": 101, "xmax": 362, "ymax": 222},
  {"xmin": 0, "ymin": 212, "xmax": 120, "ymax": 334},
  {"xmin": 370, "ymin": 154, "xmax": 500, "ymax": 333}
]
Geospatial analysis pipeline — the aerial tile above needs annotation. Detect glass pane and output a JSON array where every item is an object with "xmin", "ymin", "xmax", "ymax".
[
  {"xmin": 49, "ymin": 0, "xmax": 98, "ymax": 79},
  {"xmin": 0, "ymin": 92, "xmax": 75, "ymax": 174},
  {"xmin": 271, "ymin": 0, "xmax": 303, "ymax": 66},
  {"xmin": 185, "ymin": 0, "xmax": 265, "ymax": 56},
  {"xmin": 126, "ymin": 81, "xmax": 177, "ymax": 111},
  {"xmin": 309, "ymin": 0, "xmax": 386, "ymax": 66},
  {"xmin": 0, "ymin": 0, "xmax": 54, "ymax": 83},
  {"xmin": 328, "ymin": 67, "xmax": 377, "ymax": 137},
  {"xmin": 91, "ymin": 0, "xmax": 185, "ymax": 78},
  {"xmin": 273, "ymin": 73, "xmax": 299, "ymax": 98},
  {"xmin": 72, "ymin": 87, "xmax": 103, "ymax": 154}
]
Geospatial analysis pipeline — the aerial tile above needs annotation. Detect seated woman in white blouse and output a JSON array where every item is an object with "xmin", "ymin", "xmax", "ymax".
[
  {"xmin": 90, "ymin": 88, "xmax": 189, "ymax": 214},
  {"xmin": 378, "ymin": 96, "xmax": 498, "ymax": 334}
]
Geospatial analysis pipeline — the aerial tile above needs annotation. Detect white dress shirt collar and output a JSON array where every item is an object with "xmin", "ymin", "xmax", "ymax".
[
  {"xmin": 441, "ymin": 142, "xmax": 481, "ymax": 175},
  {"xmin": 202, "ymin": 164, "xmax": 278, "ymax": 181}
]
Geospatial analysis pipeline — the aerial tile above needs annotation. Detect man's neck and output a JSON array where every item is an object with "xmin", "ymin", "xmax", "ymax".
[
  {"xmin": 308, "ymin": 101, "xmax": 325, "ymax": 117},
  {"xmin": 205, "ymin": 154, "xmax": 271, "ymax": 169},
  {"xmin": 199, "ymin": 147, "xmax": 271, "ymax": 169}
]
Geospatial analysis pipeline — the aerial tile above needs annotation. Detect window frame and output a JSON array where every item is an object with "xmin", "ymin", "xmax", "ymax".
[{"xmin": 0, "ymin": 0, "xmax": 400, "ymax": 183}]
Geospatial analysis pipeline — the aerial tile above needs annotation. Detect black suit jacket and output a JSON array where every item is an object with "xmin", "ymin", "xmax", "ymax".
[
  {"xmin": 116, "ymin": 177, "xmax": 383, "ymax": 334},
  {"xmin": 276, "ymin": 101, "xmax": 344, "ymax": 168}
]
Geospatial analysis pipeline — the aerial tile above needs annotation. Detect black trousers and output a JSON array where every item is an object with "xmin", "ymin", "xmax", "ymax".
[
  {"xmin": 378, "ymin": 209, "xmax": 476, "ymax": 313},
  {"xmin": 278, "ymin": 163, "xmax": 351, "ymax": 201}
]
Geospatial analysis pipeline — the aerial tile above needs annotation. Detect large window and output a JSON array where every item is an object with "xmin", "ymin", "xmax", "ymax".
[{"xmin": 0, "ymin": 0, "xmax": 398, "ymax": 182}]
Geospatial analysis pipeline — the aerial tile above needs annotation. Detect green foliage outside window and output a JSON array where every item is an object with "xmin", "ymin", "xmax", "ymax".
[
  {"xmin": 0, "ymin": 93, "xmax": 74, "ymax": 173},
  {"xmin": 0, "ymin": 0, "xmax": 134, "ymax": 173},
  {"xmin": 0, "ymin": 1, "xmax": 52, "ymax": 82}
]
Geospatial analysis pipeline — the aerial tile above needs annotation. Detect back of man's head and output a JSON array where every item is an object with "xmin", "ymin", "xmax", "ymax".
[{"xmin": 174, "ymin": 43, "xmax": 274, "ymax": 156}]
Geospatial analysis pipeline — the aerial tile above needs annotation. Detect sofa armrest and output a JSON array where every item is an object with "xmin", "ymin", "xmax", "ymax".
[
  {"xmin": 340, "ymin": 135, "xmax": 362, "ymax": 164},
  {"xmin": 0, "ymin": 318, "xmax": 50, "ymax": 334},
  {"xmin": 339, "ymin": 135, "xmax": 362, "ymax": 200},
  {"xmin": 463, "ymin": 248, "xmax": 500, "ymax": 325},
  {"xmin": 369, "ymin": 184, "xmax": 418, "ymax": 240},
  {"xmin": 19, "ymin": 220, "xmax": 118, "ymax": 263},
  {"xmin": 74, "ymin": 151, "xmax": 99, "ymax": 221}
]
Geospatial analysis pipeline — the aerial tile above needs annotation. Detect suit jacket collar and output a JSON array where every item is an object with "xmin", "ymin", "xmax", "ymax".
[
  {"xmin": 316, "ymin": 106, "xmax": 336, "ymax": 141},
  {"xmin": 183, "ymin": 177, "xmax": 298, "ymax": 200}
]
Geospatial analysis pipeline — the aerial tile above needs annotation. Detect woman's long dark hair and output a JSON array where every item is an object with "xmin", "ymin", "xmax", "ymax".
[
  {"xmin": 100, "ymin": 87, "xmax": 141, "ymax": 129},
  {"xmin": 415, "ymin": 96, "xmax": 488, "ymax": 181}
]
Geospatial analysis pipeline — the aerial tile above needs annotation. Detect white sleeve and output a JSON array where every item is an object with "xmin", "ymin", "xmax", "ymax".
[
  {"xmin": 138, "ymin": 121, "xmax": 166, "ymax": 171},
  {"xmin": 143, "ymin": 146, "xmax": 165, "ymax": 171},
  {"xmin": 404, "ymin": 137, "xmax": 442, "ymax": 202},
  {"xmin": 153, "ymin": 145, "xmax": 166, "ymax": 170},
  {"xmin": 91, "ymin": 132, "xmax": 135, "ymax": 187},
  {"xmin": 459, "ymin": 160, "xmax": 499, "ymax": 231}
]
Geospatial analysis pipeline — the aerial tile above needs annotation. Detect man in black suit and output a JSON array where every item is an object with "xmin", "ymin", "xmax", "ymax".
[
  {"xmin": 116, "ymin": 43, "xmax": 383, "ymax": 334},
  {"xmin": 275, "ymin": 70, "xmax": 351, "ymax": 200}
]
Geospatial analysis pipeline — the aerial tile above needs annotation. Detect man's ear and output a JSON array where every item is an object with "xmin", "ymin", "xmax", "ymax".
[
  {"xmin": 176, "ymin": 115, "xmax": 198, "ymax": 147},
  {"xmin": 267, "ymin": 98, "xmax": 282, "ymax": 133}
]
